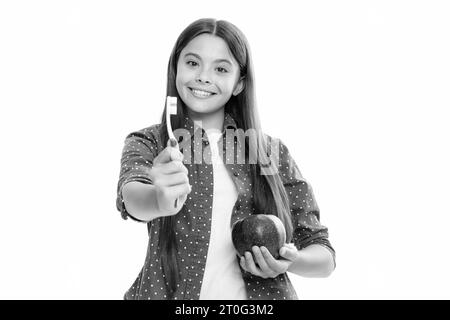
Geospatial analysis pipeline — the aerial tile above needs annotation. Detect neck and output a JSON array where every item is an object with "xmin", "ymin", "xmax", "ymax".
[{"xmin": 188, "ymin": 107, "xmax": 225, "ymax": 132}]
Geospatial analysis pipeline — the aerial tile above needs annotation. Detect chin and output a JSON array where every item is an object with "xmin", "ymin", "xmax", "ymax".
[{"xmin": 184, "ymin": 101, "xmax": 225, "ymax": 116}]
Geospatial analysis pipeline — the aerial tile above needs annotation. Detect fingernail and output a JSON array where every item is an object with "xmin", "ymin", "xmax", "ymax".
[{"xmin": 170, "ymin": 138, "xmax": 177, "ymax": 147}]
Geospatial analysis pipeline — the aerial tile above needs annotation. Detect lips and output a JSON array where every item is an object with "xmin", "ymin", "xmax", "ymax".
[{"xmin": 188, "ymin": 87, "xmax": 217, "ymax": 98}]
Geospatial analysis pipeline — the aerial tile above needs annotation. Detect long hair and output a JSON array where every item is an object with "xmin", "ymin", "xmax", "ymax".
[{"xmin": 158, "ymin": 18, "xmax": 293, "ymax": 299}]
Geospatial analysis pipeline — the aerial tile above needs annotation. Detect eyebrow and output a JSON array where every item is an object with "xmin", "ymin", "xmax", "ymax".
[{"xmin": 184, "ymin": 52, "xmax": 233, "ymax": 65}]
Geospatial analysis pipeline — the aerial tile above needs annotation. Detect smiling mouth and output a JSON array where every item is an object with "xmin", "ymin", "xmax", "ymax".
[{"xmin": 188, "ymin": 87, "xmax": 216, "ymax": 98}]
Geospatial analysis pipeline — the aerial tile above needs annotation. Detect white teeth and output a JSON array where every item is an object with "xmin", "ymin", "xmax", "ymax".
[{"xmin": 191, "ymin": 89, "xmax": 213, "ymax": 97}]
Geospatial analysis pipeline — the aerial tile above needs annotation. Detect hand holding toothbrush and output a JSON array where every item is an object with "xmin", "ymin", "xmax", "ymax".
[
  {"xmin": 148, "ymin": 140, "xmax": 191, "ymax": 215},
  {"xmin": 145, "ymin": 96, "xmax": 191, "ymax": 215}
]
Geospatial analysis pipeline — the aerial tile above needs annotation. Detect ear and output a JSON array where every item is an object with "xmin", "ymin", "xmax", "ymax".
[{"xmin": 232, "ymin": 76, "xmax": 245, "ymax": 96}]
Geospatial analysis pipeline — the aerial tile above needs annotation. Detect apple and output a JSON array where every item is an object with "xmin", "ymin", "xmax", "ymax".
[{"xmin": 231, "ymin": 214, "xmax": 287, "ymax": 259}]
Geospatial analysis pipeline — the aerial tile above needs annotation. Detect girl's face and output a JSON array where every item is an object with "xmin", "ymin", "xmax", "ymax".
[{"xmin": 176, "ymin": 34, "xmax": 244, "ymax": 118}]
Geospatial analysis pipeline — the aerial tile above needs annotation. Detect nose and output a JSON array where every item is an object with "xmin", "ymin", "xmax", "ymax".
[{"xmin": 196, "ymin": 68, "xmax": 211, "ymax": 84}]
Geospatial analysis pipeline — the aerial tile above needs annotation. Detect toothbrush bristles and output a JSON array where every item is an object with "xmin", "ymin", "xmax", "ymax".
[{"xmin": 166, "ymin": 96, "xmax": 177, "ymax": 115}]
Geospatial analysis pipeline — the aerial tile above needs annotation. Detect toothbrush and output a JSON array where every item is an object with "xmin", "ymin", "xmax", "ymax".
[{"xmin": 165, "ymin": 96, "xmax": 180, "ymax": 208}]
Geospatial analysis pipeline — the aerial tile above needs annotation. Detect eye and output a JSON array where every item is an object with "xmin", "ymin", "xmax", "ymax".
[
  {"xmin": 187, "ymin": 60, "xmax": 198, "ymax": 67},
  {"xmin": 217, "ymin": 66, "xmax": 228, "ymax": 73}
]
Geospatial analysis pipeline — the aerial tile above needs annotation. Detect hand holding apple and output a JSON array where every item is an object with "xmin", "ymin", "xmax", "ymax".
[
  {"xmin": 239, "ymin": 243, "xmax": 298, "ymax": 279},
  {"xmin": 231, "ymin": 214, "xmax": 300, "ymax": 278}
]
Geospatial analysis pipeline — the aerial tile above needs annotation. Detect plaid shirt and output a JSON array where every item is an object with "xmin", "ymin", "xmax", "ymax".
[{"xmin": 116, "ymin": 113, "xmax": 335, "ymax": 300}]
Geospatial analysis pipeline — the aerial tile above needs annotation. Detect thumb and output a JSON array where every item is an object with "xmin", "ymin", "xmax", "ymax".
[
  {"xmin": 154, "ymin": 139, "xmax": 182, "ymax": 164},
  {"xmin": 279, "ymin": 245, "xmax": 298, "ymax": 261},
  {"xmin": 167, "ymin": 138, "xmax": 178, "ymax": 148},
  {"xmin": 167, "ymin": 138, "xmax": 183, "ymax": 162}
]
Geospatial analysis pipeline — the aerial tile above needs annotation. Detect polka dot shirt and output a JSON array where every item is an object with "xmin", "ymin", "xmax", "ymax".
[{"xmin": 116, "ymin": 113, "xmax": 335, "ymax": 300}]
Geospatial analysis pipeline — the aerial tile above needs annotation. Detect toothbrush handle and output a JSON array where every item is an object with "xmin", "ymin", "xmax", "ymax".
[{"xmin": 168, "ymin": 138, "xmax": 181, "ymax": 209}]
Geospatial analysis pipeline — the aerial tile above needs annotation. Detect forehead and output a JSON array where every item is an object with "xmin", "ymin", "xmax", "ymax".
[{"xmin": 180, "ymin": 34, "xmax": 237, "ymax": 64}]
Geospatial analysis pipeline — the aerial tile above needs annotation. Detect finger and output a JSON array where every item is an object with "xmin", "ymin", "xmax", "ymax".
[
  {"xmin": 154, "ymin": 145, "xmax": 183, "ymax": 165},
  {"xmin": 287, "ymin": 243, "xmax": 297, "ymax": 249},
  {"xmin": 261, "ymin": 246, "xmax": 284, "ymax": 274},
  {"xmin": 163, "ymin": 183, "xmax": 192, "ymax": 199},
  {"xmin": 153, "ymin": 147, "xmax": 172, "ymax": 164},
  {"xmin": 153, "ymin": 172, "xmax": 188, "ymax": 188},
  {"xmin": 252, "ymin": 246, "xmax": 272, "ymax": 274},
  {"xmin": 167, "ymin": 172, "xmax": 189, "ymax": 187},
  {"xmin": 169, "ymin": 147, "xmax": 183, "ymax": 162},
  {"xmin": 178, "ymin": 193, "xmax": 188, "ymax": 204},
  {"xmin": 239, "ymin": 256, "xmax": 247, "ymax": 271},
  {"xmin": 158, "ymin": 160, "xmax": 188, "ymax": 175},
  {"xmin": 279, "ymin": 245, "xmax": 298, "ymax": 262},
  {"xmin": 167, "ymin": 138, "xmax": 178, "ymax": 149},
  {"xmin": 244, "ymin": 251, "xmax": 264, "ymax": 278}
]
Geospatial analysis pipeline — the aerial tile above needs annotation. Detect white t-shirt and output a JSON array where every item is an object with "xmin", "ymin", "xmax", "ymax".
[{"xmin": 199, "ymin": 129, "xmax": 247, "ymax": 300}]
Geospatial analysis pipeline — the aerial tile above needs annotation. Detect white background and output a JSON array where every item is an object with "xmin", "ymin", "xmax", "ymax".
[{"xmin": 1, "ymin": 0, "xmax": 449, "ymax": 299}]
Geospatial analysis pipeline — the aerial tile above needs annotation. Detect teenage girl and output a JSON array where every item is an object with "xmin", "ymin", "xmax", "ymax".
[{"xmin": 116, "ymin": 18, "xmax": 336, "ymax": 300}]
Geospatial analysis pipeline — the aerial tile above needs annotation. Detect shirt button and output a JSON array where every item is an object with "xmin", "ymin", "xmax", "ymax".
[{"xmin": 204, "ymin": 140, "xmax": 209, "ymax": 146}]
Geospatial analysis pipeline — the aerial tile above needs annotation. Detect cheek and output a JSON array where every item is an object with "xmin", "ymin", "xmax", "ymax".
[
  {"xmin": 223, "ymin": 78, "xmax": 239, "ymax": 95},
  {"xmin": 224, "ymin": 72, "xmax": 241, "ymax": 94},
  {"xmin": 175, "ymin": 71, "xmax": 189, "ymax": 93},
  {"xmin": 175, "ymin": 68, "xmax": 184, "ymax": 84},
  {"xmin": 176, "ymin": 61, "xmax": 189, "ymax": 81},
  {"xmin": 175, "ymin": 74, "xmax": 182, "ymax": 89},
  {"xmin": 177, "ymin": 68, "xmax": 197, "ymax": 87}
]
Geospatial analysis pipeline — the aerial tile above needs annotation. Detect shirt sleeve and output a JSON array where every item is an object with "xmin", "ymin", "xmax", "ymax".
[
  {"xmin": 116, "ymin": 128, "xmax": 160, "ymax": 222},
  {"xmin": 277, "ymin": 139, "xmax": 336, "ymax": 265}
]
